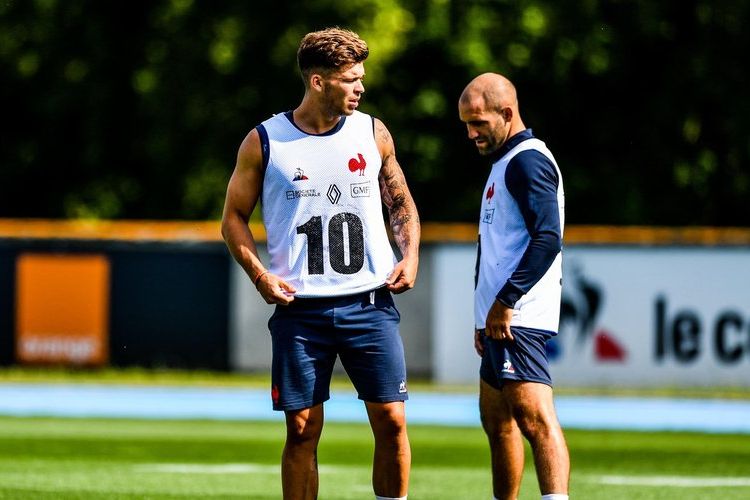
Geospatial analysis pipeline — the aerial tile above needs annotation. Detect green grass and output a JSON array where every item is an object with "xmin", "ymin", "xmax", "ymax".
[{"xmin": 1, "ymin": 416, "xmax": 749, "ymax": 499}]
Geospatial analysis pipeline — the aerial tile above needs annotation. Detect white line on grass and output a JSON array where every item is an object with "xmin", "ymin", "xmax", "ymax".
[
  {"xmin": 134, "ymin": 463, "xmax": 278, "ymax": 474},
  {"xmin": 134, "ymin": 463, "xmax": 355, "ymax": 474},
  {"xmin": 591, "ymin": 475, "xmax": 750, "ymax": 487}
]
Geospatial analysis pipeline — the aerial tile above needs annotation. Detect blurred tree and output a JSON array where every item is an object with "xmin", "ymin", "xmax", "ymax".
[{"xmin": 1, "ymin": 0, "xmax": 749, "ymax": 225}]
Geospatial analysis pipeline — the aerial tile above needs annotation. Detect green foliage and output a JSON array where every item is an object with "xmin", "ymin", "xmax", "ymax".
[{"xmin": 1, "ymin": 0, "xmax": 750, "ymax": 224}]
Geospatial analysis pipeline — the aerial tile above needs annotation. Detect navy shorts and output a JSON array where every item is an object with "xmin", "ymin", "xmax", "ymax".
[
  {"xmin": 479, "ymin": 326, "xmax": 555, "ymax": 389},
  {"xmin": 268, "ymin": 287, "xmax": 407, "ymax": 411}
]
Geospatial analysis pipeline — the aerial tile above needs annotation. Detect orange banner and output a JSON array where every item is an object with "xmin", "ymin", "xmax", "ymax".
[{"xmin": 15, "ymin": 253, "xmax": 110, "ymax": 366}]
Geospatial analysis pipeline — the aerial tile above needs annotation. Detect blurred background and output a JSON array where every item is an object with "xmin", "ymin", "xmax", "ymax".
[
  {"xmin": 3, "ymin": 0, "xmax": 750, "ymax": 225},
  {"xmin": 1, "ymin": 0, "xmax": 749, "ymax": 383}
]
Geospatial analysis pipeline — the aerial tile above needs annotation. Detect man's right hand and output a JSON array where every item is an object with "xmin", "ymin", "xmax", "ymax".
[
  {"xmin": 485, "ymin": 299, "xmax": 515, "ymax": 341},
  {"xmin": 256, "ymin": 273, "xmax": 296, "ymax": 305}
]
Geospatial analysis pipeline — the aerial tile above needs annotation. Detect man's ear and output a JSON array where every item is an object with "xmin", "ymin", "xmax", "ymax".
[
  {"xmin": 501, "ymin": 106, "xmax": 512, "ymax": 122},
  {"xmin": 310, "ymin": 73, "xmax": 324, "ymax": 92}
]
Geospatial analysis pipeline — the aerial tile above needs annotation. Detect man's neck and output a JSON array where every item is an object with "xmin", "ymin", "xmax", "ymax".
[{"xmin": 293, "ymin": 99, "xmax": 342, "ymax": 135}]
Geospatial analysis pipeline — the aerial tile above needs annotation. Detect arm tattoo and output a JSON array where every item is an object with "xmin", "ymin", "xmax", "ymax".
[
  {"xmin": 377, "ymin": 120, "xmax": 392, "ymax": 145},
  {"xmin": 379, "ymin": 151, "xmax": 420, "ymax": 258},
  {"xmin": 375, "ymin": 119, "xmax": 420, "ymax": 257}
]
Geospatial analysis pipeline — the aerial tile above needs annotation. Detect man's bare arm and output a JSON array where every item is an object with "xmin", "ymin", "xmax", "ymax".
[
  {"xmin": 221, "ymin": 129, "xmax": 295, "ymax": 304},
  {"xmin": 375, "ymin": 118, "xmax": 420, "ymax": 292},
  {"xmin": 221, "ymin": 130, "xmax": 264, "ymax": 280}
]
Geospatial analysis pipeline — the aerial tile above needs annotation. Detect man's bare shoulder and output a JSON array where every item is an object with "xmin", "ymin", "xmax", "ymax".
[
  {"xmin": 372, "ymin": 117, "xmax": 396, "ymax": 161},
  {"xmin": 236, "ymin": 128, "xmax": 263, "ymax": 171},
  {"xmin": 373, "ymin": 117, "xmax": 393, "ymax": 147}
]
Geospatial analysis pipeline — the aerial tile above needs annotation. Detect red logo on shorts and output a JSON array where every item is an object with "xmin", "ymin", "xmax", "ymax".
[{"xmin": 271, "ymin": 384, "xmax": 280, "ymax": 404}]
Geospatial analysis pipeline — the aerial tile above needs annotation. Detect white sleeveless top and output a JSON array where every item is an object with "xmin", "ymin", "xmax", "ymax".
[
  {"xmin": 259, "ymin": 111, "xmax": 396, "ymax": 297},
  {"xmin": 475, "ymin": 138, "xmax": 565, "ymax": 331}
]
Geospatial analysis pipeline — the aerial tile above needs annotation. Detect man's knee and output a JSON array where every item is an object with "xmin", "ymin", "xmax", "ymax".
[
  {"xmin": 285, "ymin": 408, "xmax": 324, "ymax": 447},
  {"xmin": 510, "ymin": 404, "xmax": 564, "ymax": 446},
  {"xmin": 367, "ymin": 402, "xmax": 407, "ymax": 439},
  {"xmin": 502, "ymin": 382, "xmax": 560, "ymax": 440}
]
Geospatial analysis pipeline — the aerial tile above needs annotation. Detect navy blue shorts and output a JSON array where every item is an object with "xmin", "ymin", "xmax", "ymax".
[
  {"xmin": 268, "ymin": 287, "xmax": 407, "ymax": 411},
  {"xmin": 479, "ymin": 327, "xmax": 556, "ymax": 389}
]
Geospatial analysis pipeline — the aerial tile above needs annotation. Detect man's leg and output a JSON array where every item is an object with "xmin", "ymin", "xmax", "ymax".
[
  {"xmin": 480, "ymin": 379, "xmax": 525, "ymax": 500},
  {"xmin": 282, "ymin": 404, "xmax": 324, "ymax": 500},
  {"xmin": 365, "ymin": 401, "xmax": 410, "ymax": 498},
  {"xmin": 503, "ymin": 381, "xmax": 569, "ymax": 496}
]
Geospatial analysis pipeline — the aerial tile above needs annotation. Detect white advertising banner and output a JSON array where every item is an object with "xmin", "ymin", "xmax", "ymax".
[
  {"xmin": 231, "ymin": 242, "xmax": 750, "ymax": 388},
  {"xmin": 431, "ymin": 245, "xmax": 750, "ymax": 387},
  {"xmin": 553, "ymin": 247, "xmax": 750, "ymax": 387}
]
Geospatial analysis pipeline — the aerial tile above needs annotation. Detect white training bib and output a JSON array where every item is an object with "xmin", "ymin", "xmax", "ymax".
[
  {"xmin": 259, "ymin": 111, "xmax": 396, "ymax": 297},
  {"xmin": 475, "ymin": 138, "xmax": 565, "ymax": 331}
]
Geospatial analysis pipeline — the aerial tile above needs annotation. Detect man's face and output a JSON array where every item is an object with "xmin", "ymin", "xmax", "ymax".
[
  {"xmin": 320, "ymin": 62, "xmax": 365, "ymax": 116},
  {"xmin": 458, "ymin": 100, "xmax": 508, "ymax": 156}
]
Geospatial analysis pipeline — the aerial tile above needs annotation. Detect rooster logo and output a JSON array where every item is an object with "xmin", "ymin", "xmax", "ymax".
[
  {"xmin": 557, "ymin": 262, "xmax": 627, "ymax": 363},
  {"xmin": 348, "ymin": 153, "xmax": 366, "ymax": 176},
  {"xmin": 292, "ymin": 168, "xmax": 308, "ymax": 181},
  {"xmin": 486, "ymin": 182, "xmax": 495, "ymax": 202}
]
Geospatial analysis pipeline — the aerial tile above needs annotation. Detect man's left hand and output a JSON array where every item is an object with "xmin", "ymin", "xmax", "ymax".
[{"xmin": 385, "ymin": 257, "xmax": 418, "ymax": 294}]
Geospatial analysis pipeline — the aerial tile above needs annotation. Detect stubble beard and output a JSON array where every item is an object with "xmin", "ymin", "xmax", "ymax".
[
  {"xmin": 477, "ymin": 123, "xmax": 508, "ymax": 155},
  {"xmin": 321, "ymin": 87, "xmax": 353, "ymax": 118},
  {"xmin": 476, "ymin": 137, "xmax": 499, "ymax": 156}
]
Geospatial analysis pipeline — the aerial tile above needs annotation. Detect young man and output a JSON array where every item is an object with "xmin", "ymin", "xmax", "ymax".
[
  {"xmin": 221, "ymin": 28, "xmax": 420, "ymax": 500},
  {"xmin": 458, "ymin": 72, "xmax": 570, "ymax": 500}
]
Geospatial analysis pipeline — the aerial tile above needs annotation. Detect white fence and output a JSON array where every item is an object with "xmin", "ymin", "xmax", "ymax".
[{"xmin": 230, "ymin": 241, "xmax": 750, "ymax": 388}]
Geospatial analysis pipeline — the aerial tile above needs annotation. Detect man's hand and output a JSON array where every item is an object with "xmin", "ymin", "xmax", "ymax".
[
  {"xmin": 485, "ymin": 299, "xmax": 514, "ymax": 341},
  {"xmin": 385, "ymin": 256, "xmax": 418, "ymax": 294},
  {"xmin": 474, "ymin": 329, "xmax": 484, "ymax": 357},
  {"xmin": 256, "ymin": 272, "xmax": 297, "ymax": 305}
]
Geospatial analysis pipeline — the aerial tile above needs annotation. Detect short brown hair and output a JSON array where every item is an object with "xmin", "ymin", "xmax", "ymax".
[{"xmin": 297, "ymin": 27, "xmax": 369, "ymax": 80}]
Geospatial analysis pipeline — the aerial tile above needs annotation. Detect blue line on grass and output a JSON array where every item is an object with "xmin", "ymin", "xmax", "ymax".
[{"xmin": 1, "ymin": 384, "xmax": 748, "ymax": 434}]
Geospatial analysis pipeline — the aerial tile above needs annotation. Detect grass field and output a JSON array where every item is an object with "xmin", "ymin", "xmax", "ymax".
[{"xmin": 1, "ymin": 416, "xmax": 750, "ymax": 499}]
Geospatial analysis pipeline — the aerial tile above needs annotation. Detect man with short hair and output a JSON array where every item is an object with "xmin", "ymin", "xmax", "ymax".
[
  {"xmin": 222, "ymin": 27, "xmax": 419, "ymax": 500},
  {"xmin": 458, "ymin": 72, "xmax": 570, "ymax": 500}
]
